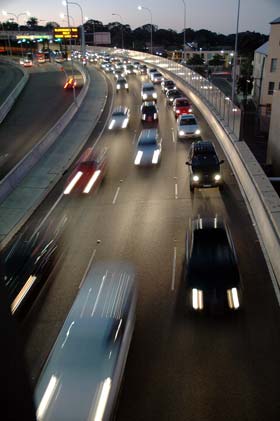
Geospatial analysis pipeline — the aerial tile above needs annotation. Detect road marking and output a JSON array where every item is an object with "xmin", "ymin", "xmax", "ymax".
[
  {"xmin": 171, "ymin": 246, "xmax": 177, "ymax": 291},
  {"xmin": 175, "ymin": 183, "xmax": 178, "ymax": 199},
  {"xmin": 112, "ymin": 187, "xmax": 120, "ymax": 204},
  {"xmin": 132, "ymin": 130, "xmax": 137, "ymax": 144},
  {"xmin": 171, "ymin": 128, "xmax": 176, "ymax": 143},
  {"xmin": 79, "ymin": 248, "xmax": 97, "ymax": 289}
]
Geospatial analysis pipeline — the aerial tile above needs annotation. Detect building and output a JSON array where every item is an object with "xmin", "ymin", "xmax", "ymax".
[
  {"xmin": 167, "ymin": 48, "xmax": 234, "ymax": 68},
  {"xmin": 253, "ymin": 18, "xmax": 280, "ymax": 132}
]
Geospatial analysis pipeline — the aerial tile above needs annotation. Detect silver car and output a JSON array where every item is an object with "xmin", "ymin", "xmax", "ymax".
[
  {"xmin": 177, "ymin": 114, "xmax": 201, "ymax": 139},
  {"xmin": 134, "ymin": 128, "xmax": 162, "ymax": 166},
  {"xmin": 108, "ymin": 106, "xmax": 130, "ymax": 129}
]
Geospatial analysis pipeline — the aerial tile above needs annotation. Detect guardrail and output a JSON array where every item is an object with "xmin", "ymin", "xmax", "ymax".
[
  {"xmin": 91, "ymin": 46, "xmax": 280, "ymax": 288},
  {"xmin": 0, "ymin": 58, "xmax": 29, "ymax": 124},
  {"xmin": 0, "ymin": 61, "xmax": 89, "ymax": 203}
]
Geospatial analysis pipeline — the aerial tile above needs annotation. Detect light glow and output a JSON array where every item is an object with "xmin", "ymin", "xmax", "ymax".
[
  {"xmin": 193, "ymin": 175, "xmax": 199, "ymax": 182},
  {"xmin": 134, "ymin": 150, "xmax": 143, "ymax": 165},
  {"xmin": 109, "ymin": 120, "xmax": 115, "ymax": 130},
  {"xmin": 93, "ymin": 377, "xmax": 112, "ymax": 421},
  {"xmin": 11, "ymin": 275, "xmax": 37, "ymax": 314},
  {"xmin": 64, "ymin": 171, "xmax": 83, "ymax": 194},
  {"xmin": 195, "ymin": 129, "xmax": 201, "ymax": 135},
  {"xmin": 83, "ymin": 170, "xmax": 101, "ymax": 194},
  {"xmin": 214, "ymin": 174, "xmax": 221, "ymax": 181},
  {"xmin": 152, "ymin": 149, "xmax": 160, "ymax": 164},
  {"xmin": 116, "ymin": 84, "xmax": 120, "ymax": 89},
  {"xmin": 36, "ymin": 375, "xmax": 58, "ymax": 420},
  {"xmin": 179, "ymin": 130, "xmax": 185, "ymax": 136},
  {"xmin": 192, "ymin": 288, "xmax": 203, "ymax": 310},
  {"xmin": 122, "ymin": 118, "xmax": 129, "ymax": 128},
  {"xmin": 152, "ymin": 92, "xmax": 157, "ymax": 99},
  {"xmin": 227, "ymin": 288, "xmax": 240, "ymax": 309}
]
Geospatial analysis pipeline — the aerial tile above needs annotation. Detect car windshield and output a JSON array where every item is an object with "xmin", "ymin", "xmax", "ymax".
[
  {"xmin": 167, "ymin": 90, "xmax": 178, "ymax": 96},
  {"xmin": 143, "ymin": 87, "xmax": 154, "ymax": 92},
  {"xmin": 177, "ymin": 100, "xmax": 190, "ymax": 106},
  {"xmin": 192, "ymin": 154, "xmax": 219, "ymax": 168},
  {"xmin": 139, "ymin": 136, "xmax": 157, "ymax": 146},
  {"xmin": 112, "ymin": 111, "xmax": 125, "ymax": 117},
  {"xmin": 180, "ymin": 118, "xmax": 196, "ymax": 126},
  {"xmin": 188, "ymin": 228, "xmax": 239, "ymax": 289},
  {"xmin": 118, "ymin": 79, "xmax": 126, "ymax": 84},
  {"xmin": 142, "ymin": 106, "xmax": 156, "ymax": 114}
]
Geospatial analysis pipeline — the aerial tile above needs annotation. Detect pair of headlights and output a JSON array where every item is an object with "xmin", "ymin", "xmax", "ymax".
[{"xmin": 192, "ymin": 174, "xmax": 221, "ymax": 182}]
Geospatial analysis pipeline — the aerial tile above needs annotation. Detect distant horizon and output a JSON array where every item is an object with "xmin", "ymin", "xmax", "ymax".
[{"xmin": 0, "ymin": 0, "xmax": 278, "ymax": 36}]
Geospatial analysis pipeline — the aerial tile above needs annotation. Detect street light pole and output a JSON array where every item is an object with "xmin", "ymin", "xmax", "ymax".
[
  {"xmin": 64, "ymin": 0, "xmax": 85, "ymax": 57},
  {"xmin": 231, "ymin": 0, "xmax": 240, "ymax": 104},
  {"xmin": 112, "ymin": 13, "xmax": 124, "ymax": 49},
  {"xmin": 138, "ymin": 5, "xmax": 153, "ymax": 55},
  {"xmin": 182, "ymin": 0, "xmax": 186, "ymax": 63},
  {"xmin": 63, "ymin": 0, "xmax": 76, "ymax": 103}
]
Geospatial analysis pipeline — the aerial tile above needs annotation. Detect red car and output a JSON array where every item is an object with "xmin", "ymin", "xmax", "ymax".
[
  {"xmin": 63, "ymin": 148, "xmax": 107, "ymax": 195},
  {"xmin": 173, "ymin": 97, "xmax": 193, "ymax": 118},
  {"xmin": 64, "ymin": 77, "xmax": 77, "ymax": 89}
]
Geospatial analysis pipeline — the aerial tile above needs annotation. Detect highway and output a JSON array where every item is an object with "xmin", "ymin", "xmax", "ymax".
[
  {"xmin": 0, "ymin": 61, "xmax": 82, "ymax": 180},
  {"xmin": 0, "ymin": 61, "xmax": 23, "ymax": 105},
  {"xmin": 7, "ymin": 64, "xmax": 280, "ymax": 421}
]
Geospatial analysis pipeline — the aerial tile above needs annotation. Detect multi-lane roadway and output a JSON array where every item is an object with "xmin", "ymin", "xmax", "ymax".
[{"xmin": 5, "ymin": 63, "xmax": 280, "ymax": 421}]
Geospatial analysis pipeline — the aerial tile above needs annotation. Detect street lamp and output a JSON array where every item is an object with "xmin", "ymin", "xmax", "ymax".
[
  {"xmin": 112, "ymin": 13, "xmax": 124, "ymax": 50},
  {"xmin": 63, "ymin": 0, "xmax": 85, "ymax": 57},
  {"xmin": 181, "ymin": 0, "xmax": 186, "ymax": 64},
  {"xmin": 231, "ymin": 0, "xmax": 240, "ymax": 104},
  {"xmin": 2, "ymin": 10, "xmax": 30, "ymax": 58},
  {"xmin": 138, "ymin": 5, "xmax": 153, "ymax": 55}
]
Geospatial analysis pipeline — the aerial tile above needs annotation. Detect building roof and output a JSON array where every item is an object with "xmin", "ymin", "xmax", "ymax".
[
  {"xmin": 255, "ymin": 41, "xmax": 269, "ymax": 55},
  {"xmin": 270, "ymin": 17, "xmax": 280, "ymax": 25}
]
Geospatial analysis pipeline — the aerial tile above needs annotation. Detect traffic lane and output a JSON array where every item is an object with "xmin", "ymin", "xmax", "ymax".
[
  {"xmin": 0, "ymin": 63, "xmax": 81, "ymax": 180},
  {"xmin": 0, "ymin": 62, "xmax": 23, "ymax": 105},
  {"xmin": 18, "ymin": 67, "xmax": 280, "ymax": 420}
]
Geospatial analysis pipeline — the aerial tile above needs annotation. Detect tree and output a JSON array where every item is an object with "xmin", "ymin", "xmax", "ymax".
[
  {"xmin": 45, "ymin": 22, "xmax": 60, "ymax": 30},
  {"xmin": 26, "ymin": 17, "xmax": 38, "ymax": 30},
  {"xmin": 187, "ymin": 54, "xmax": 204, "ymax": 65},
  {"xmin": 208, "ymin": 54, "xmax": 225, "ymax": 66}
]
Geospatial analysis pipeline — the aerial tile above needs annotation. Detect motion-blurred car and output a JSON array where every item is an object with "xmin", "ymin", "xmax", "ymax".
[
  {"xmin": 161, "ymin": 79, "xmax": 176, "ymax": 93},
  {"xmin": 186, "ymin": 141, "xmax": 224, "ymax": 191},
  {"xmin": 64, "ymin": 77, "xmax": 77, "ymax": 89},
  {"xmin": 166, "ymin": 89, "xmax": 183, "ymax": 105},
  {"xmin": 173, "ymin": 97, "xmax": 193, "ymax": 117},
  {"xmin": 22, "ymin": 58, "xmax": 33, "ymax": 67},
  {"xmin": 141, "ymin": 82, "xmax": 157, "ymax": 101},
  {"xmin": 125, "ymin": 64, "xmax": 136, "ymax": 75},
  {"xmin": 148, "ymin": 68, "xmax": 158, "ymax": 79},
  {"xmin": 140, "ymin": 101, "xmax": 158, "ymax": 123},
  {"xmin": 116, "ymin": 77, "xmax": 129, "ymax": 92},
  {"xmin": 139, "ymin": 64, "xmax": 148, "ymax": 75},
  {"xmin": 108, "ymin": 106, "xmax": 130, "ymax": 130},
  {"xmin": 133, "ymin": 61, "xmax": 141, "ymax": 69},
  {"xmin": 177, "ymin": 114, "xmax": 201, "ymax": 139},
  {"xmin": 64, "ymin": 147, "xmax": 107, "ymax": 195},
  {"xmin": 114, "ymin": 69, "xmax": 125, "ymax": 79},
  {"xmin": 185, "ymin": 217, "xmax": 242, "ymax": 312},
  {"xmin": 151, "ymin": 72, "xmax": 164, "ymax": 84},
  {"xmin": 134, "ymin": 128, "xmax": 162, "ymax": 166}
]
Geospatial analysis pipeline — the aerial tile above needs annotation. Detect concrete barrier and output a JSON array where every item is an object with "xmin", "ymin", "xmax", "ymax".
[
  {"xmin": 0, "ymin": 58, "xmax": 29, "ymax": 124},
  {"xmin": 0, "ymin": 61, "xmax": 89, "ymax": 204}
]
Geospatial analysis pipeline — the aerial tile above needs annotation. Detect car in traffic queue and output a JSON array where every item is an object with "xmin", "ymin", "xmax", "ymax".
[
  {"xmin": 148, "ymin": 68, "xmax": 158, "ymax": 79},
  {"xmin": 141, "ymin": 82, "xmax": 157, "ymax": 101},
  {"xmin": 139, "ymin": 64, "xmax": 148, "ymax": 75},
  {"xmin": 114, "ymin": 68, "xmax": 126, "ymax": 79},
  {"xmin": 108, "ymin": 106, "xmax": 130, "ymax": 130},
  {"xmin": 22, "ymin": 58, "xmax": 33, "ymax": 67},
  {"xmin": 166, "ymin": 89, "xmax": 184, "ymax": 105},
  {"xmin": 133, "ymin": 61, "xmax": 141, "ymax": 69},
  {"xmin": 186, "ymin": 141, "xmax": 224, "ymax": 191},
  {"xmin": 64, "ymin": 77, "xmax": 77, "ymax": 89},
  {"xmin": 134, "ymin": 129, "xmax": 162, "ymax": 166},
  {"xmin": 125, "ymin": 64, "xmax": 136, "ymax": 75},
  {"xmin": 177, "ymin": 114, "xmax": 201, "ymax": 139},
  {"xmin": 63, "ymin": 147, "xmax": 107, "ymax": 195},
  {"xmin": 173, "ymin": 97, "xmax": 193, "ymax": 117},
  {"xmin": 151, "ymin": 72, "xmax": 164, "ymax": 84},
  {"xmin": 116, "ymin": 77, "xmax": 129, "ymax": 92},
  {"xmin": 161, "ymin": 79, "xmax": 176, "ymax": 93},
  {"xmin": 185, "ymin": 217, "xmax": 242, "ymax": 313},
  {"xmin": 140, "ymin": 101, "xmax": 158, "ymax": 124}
]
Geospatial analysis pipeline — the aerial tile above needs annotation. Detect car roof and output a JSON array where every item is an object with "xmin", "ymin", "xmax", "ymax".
[
  {"xmin": 113, "ymin": 106, "xmax": 128, "ymax": 114},
  {"xmin": 192, "ymin": 140, "xmax": 216, "ymax": 154},
  {"xmin": 138, "ymin": 128, "xmax": 158, "ymax": 142},
  {"xmin": 142, "ymin": 82, "xmax": 154, "ymax": 88}
]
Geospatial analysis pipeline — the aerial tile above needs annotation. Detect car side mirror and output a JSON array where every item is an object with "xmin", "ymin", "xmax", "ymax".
[{"xmin": 219, "ymin": 159, "xmax": 225, "ymax": 165}]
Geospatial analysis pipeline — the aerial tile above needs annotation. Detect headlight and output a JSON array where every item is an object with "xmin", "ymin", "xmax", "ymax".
[
  {"xmin": 195, "ymin": 129, "xmax": 201, "ymax": 135},
  {"xmin": 189, "ymin": 108, "xmax": 193, "ymax": 113},
  {"xmin": 117, "ymin": 84, "xmax": 120, "ymax": 89},
  {"xmin": 143, "ymin": 94, "xmax": 148, "ymax": 99},
  {"xmin": 227, "ymin": 288, "xmax": 240, "ymax": 309},
  {"xmin": 176, "ymin": 110, "xmax": 180, "ymax": 113},
  {"xmin": 214, "ymin": 174, "xmax": 221, "ymax": 181},
  {"xmin": 134, "ymin": 150, "xmax": 143, "ymax": 165},
  {"xmin": 152, "ymin": 149, "xmax": 160, "ymax": 164},
  {"xmin": 109, "ymin": 120, "xmax": 115, "ymax": 130},
  {"xmin": 192, "ymin": 288, "xmax": 203, "ymax": 310},
  {"xmin": 179, "ymin": 130, "xmax": 185, "ymax": 136},
  {"xmin": 152, "ymin": 92, "xmax": 157, "ymax": 99},
  {"xmin": 125, "ymin": 83, "xmax": 128, "ymax": 88},
  {"xmin": 142, "ymin": 114, "xmax": 146, "ymax": 120},
  {"xmin": 122, "ymin": 118, "xmax": 129, "ymax": 128},
  {"xmin": 193, "ymin": 175, "xmax": 199, "ymax": 182},
  {"xmin": 153, "ymin": 113, "xmax": 157, "ymax": 120}
]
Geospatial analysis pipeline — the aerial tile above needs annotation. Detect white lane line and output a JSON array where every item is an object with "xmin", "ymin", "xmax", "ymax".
[
  {"xmin": 171, "ymin": 128, "xmax": 176, "ymax": 143},
  {"xmin": 112, "ymin": 187, "xmax": 120, "ymax": 204},
  {"xmin": 171, "ymin": 246, "xmax": 177, "ymax": 291},
  {"xmin": 79, "ymin": 248, "xmax": 97, "ymax": 289},
  {"xmin": 175, "ymin": 183, "xmax": 178, "ymax": 199}
]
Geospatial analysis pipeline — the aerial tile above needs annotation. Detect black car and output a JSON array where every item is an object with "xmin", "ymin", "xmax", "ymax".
[
  {"xmin": 166, "ymin": 89, "xmax": 183, "ymax": 105},
  {"xmin": 161, "ymin": 79, "xmax": 176, "ymax": 93},
  {"xmin": 139, "ymin": 64, "xmax": 148, "ymax": 75},
  {"xmin": 185, "ymin": 217, "xmax": 242, "ymax": 312},
  {"xmin": 140, "ymin": 101, "xmax": 158, "ymax": 123},
  {"xmin": 186, "ymin": 141, "xmax": 224, "ymax": 191}
]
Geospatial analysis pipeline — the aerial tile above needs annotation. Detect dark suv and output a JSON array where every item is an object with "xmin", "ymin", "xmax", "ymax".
[{"xmin": 186, "ymin": 141, "xmax": 224, "ymax": 191}]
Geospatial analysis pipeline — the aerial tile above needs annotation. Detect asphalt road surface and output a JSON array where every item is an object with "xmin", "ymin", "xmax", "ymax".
[
  {"xmin": 0, "ymin": 61, "xmax": 82, "ymax": 180},
  {"xmin": 0, "ymin": 61, "xmax": 23, "ymax": 106},
  {"xmin": 6, "ymin": 65, "xmax": 280, "ymax": 421}
]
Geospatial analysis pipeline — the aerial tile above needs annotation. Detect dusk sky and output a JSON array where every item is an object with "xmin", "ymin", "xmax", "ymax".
[{"xmin": 1, "ymin": 0, "xmax": 279, "ymax": 35}]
